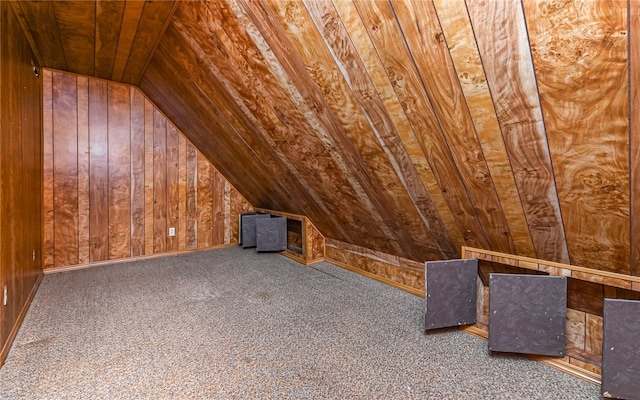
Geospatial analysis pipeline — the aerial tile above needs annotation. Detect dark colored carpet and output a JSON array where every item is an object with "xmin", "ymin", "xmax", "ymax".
[{"xmin": 0, "ymin": 247, "xmax": 599, "ymax": 399}]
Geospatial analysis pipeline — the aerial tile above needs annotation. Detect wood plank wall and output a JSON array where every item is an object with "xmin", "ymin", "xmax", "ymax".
[
  {"xmin": 42, "ymin": 69, "xmax": 253, "ymax": 270},
  {"xmin": 134, "ymin": 0, "xmax": 636, "ymax": 277},
  {"xmin": 0, "ymin": 2, "xmax": 43, "ymax": 364}
]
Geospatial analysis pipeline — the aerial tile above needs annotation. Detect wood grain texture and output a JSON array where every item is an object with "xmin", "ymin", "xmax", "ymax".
[
  {"xmin": 43, "ymin": 70, "xmax": 253, "ymax": 269},
  {"xmin": 302, "ymin": 0, "xmax": 456, "ymax": 258},
  {"xmin": 427, "ymin": 0, "xmax": 533, "ymax": 256},
  {"xmin": 631, "ymin": 0, "xmax": 640, "ymax": 277},
  {"xmin": 166, "ymin": 124, "xmax": 180, "ymax": 252},
  {"xmin": 325, "ymin": 239, "xmax": 424, "ymax": 292},
  {"xmin": 178, "ymin": 134, "xmax": 187, "ymax": 250},
  {"xmin": 229, "ymin": 186, "xmax": 253, "ymax": 245},
  {"xmin": 52, "ymin": 72, "xmax": 79, "ymax": 267},
  {"xmin": 186, "ymin": 141, "xmax": 198, "ymax": 249},
  {"xmin": 169, "ymin": 1, "xmax": 346, "ymax": 242},
  {"xmin": 1, "ymin": 2, "xmax": 43, "ymax": 361},
  {"xmin": 566, "ymin": 308, "xmax": 586, "ymax": 351},
  {"xmin": 144, "ymin": 98, "xmax": 154, "ymax": 255},
  {"xmin": 8, "ymin": 1, "xmax": 63, "ymax": 70},
  {"xmin": 107, "ymin": 82, "xmax": 131, "ymax": 259},
  {"xmin": 153, "ymin": 109, "xmax": 167, "ymax": 253},
  {"xmin": 523, "ymin": 0, "xmax": 629, "ymax": 272},
  {"xmin": 76, "ymin": 76, "xmax": 90, "ymax": 265},
  {"xmin": 466, "ymin": 0, "xmax": 568, "ymax": 264},
  {"xmin": 121, "ymin": 1, "xmax": 178, "ymax": 85},
  {"xmin": 42, "ymin": 70, "xmax": 55, "ymax": 269},
  {"xmin": 212, "ymin": 169, "xmax": 225, "ymax": 245},
  {"xmin": 141, "ymin": 46, "xmax": 299, "ymax": 213},
  {"xmin": 110, "ymin": 1, "xmax": 145, "ymax": 82},
  {"xmin": 585, "ymin": 314, "xmax": 603, "ymax": 358},
  {"xmin": 88, "ymin": 78, "xmax": 109, "ymax": 262},
  {"xmin": 351, "ymin": 0, "xmax": 495, "ymax": 251},
  {"xmin": 241, "ymin": 0, "xmax": 452, "ymax": 260},
  {"xmin": 52, "ymin": 1, "xmax": 95, "ymax": 76},
  {"xmin": 197, "ymin": 153, "xmax": 213, "ymax": 248},
  {"xmin": 130, "ymin": 88, "xmax": 146, "ymax": 257},
  {"xmin": 95, "ymin": 1, "xmax": 125, "ymax": 80},
  {"xmin": 330, "ymin": 0, "xmax": 465, "ymax": 249}
]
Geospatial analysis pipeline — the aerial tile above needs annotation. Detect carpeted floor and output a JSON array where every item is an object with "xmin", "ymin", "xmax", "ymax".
[{"xmin": 1, "ymin": 247, "xmax": 600, "ymax": 399}]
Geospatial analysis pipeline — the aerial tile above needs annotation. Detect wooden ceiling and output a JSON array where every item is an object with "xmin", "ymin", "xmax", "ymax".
[
  {"xmin": 11, "ymin": 0, "xmax": 638, "ymax": 275},
  {"xmin": 10, "ymin": 1, "xmax": 178, "ymax": 84}
]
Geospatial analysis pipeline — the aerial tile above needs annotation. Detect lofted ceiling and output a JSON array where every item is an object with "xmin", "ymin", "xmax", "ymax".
[{"xmin": 11, "ymin": 0, "xmax": 638, "ymax": 275}]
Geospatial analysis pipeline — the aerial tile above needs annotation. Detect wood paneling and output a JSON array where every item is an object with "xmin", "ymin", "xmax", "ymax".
[
  {"xmin": 88, "ymin": 78, "xmax": 109, "ymax": 262},
  {"xmin": 428, "ymin": 0, "xmax": 533, "ymax": 256},
  {"xmin": 466, "ymin": 0, "xmax": 568, "ymax": 264},
  {"xmin": 107, "ymin": 82, "xmax": 131, "ymax": 259},
  {"xmin": 631, "ymin": 0, "xmax": 640, "ymax": 277},
  {"xmin": 12, "ymin": 1, "xmax": 640, "ymax": 277},
  {"xmin": 365, "ymin": 0, "xmax": 514, "ymax": 254},
  {"xmin": 1, "ymin": 1, "xmax": 43, "ymax": 365},
  {"xmin": 52, "ymin": 72, "xmax": 79, "ymax": 267},
  {"xmin": 130, "ymin": 88, "xmax": 145, "ymax": 257},
  {"xmin": 197, "ymin": 153, "xmax": 213, "ymax": 248},
  {"xmin": 77, "ymin": 77, "xmax": 90, "ymax": 265},
  {"xmin": 153, "ymin": 110, "xmax": 167, "ymax": 254},
  {"xmin": 167, "ymin": 125, "xmax": 180, "ymax": 252},
  {"xmin": 135, "ymin": 0, "xmax": 640, "ymax": 274},
  {"xmin": 43, "ymin": 69, "xmax": 253, "ymax": 270},
  {"xmin": 523, "ymin": 0, "xmax": 629, "ymax": 272},
  {"xmin": 10, "ymin": 1, "xmax": 178, "ymax": 84}
]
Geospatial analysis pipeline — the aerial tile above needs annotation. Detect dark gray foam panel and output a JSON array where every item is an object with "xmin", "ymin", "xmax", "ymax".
[
  {"xmin": 256, "ymin": 217, "xmax": 287, "ymax": 252},
  {"xmin": 424, "ymin": 259, "xmax": 477, "ymax": 331},
  {"xmin": 241, "ymin": 214, "xmax": 269, "ymax": 248},
  {"xmin": 602, "ymin": 299, "xmax": 640, "ymax": 400},
  {"xmin": 489, "ymin": 274, "xmax": 566, "ymax": 356}
]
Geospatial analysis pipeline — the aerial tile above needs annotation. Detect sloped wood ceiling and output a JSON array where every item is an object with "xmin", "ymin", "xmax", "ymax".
[
  {"xmin": 10, "ymin": 1, "xmax": 178, "ymax": 84},
  {"xmin": 12, "ymin": 1, "xmax": 636, "ymax": 274}
]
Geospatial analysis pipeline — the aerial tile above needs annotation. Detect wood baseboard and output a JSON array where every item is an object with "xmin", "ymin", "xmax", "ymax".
[
  {"xmin": 44, "ymin": 244, "xmax": 238, "ymax": 275},
  {"xmin": 1, "ymin": 272, "xmax": 43, "ymax": 367},
  {"xmin": 327, "ymin": 257, "xmax": 424, "ymax": 297},
  {"xmin": 281, "ymin": 250, "xmax": 325, "ymax": 266}
]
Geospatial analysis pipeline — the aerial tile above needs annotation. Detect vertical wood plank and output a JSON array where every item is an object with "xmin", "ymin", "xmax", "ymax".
[
  {"xmin": 107, "ymin": 82, "xmax": 131, "ymax": 259},
  {"xmin": 466, "ymin": 0, "xmax": 569, "ymax": 264},
  {"xmin": 95, "ymin": 0, "xmax": 125, "ymax": 79},
  {"xmin": 52, "ymin": 2, "xmax": 96, "ymax": 76},
  {"xmin": 52, "ymin": 72, "xmax": 79, "ymax": 267},
  {"xmin": 212, "ymin": 168, "xmax": 225, "ymax": 245},
  {"xmin": 349, "ymin": 0, "xmax": 494, "ymax": 251},
  {"xmin": 76, "ymin": 76, "xmax": 90, "ymax": 265},
  {"xmin": 166, "ymin": 123, "xmax": 180, "ymax": 252},
  {"xmin": 631, "ymin": 0, "xmax": 640, "ymax": 276},
  {"xmin": 186, "ymin": 141, "xmax": 198, "ymax": 249},
  {"xmin": 523, "ymin": 0, "xmax": 629, "ymax": 272},
  {"xmin": 566, "ymin": 308, "xmax": 586, "ymax": 351},
  {"xmin": 229, "ymin": 186, "xmax": 246, "ymax": 245},
  {"xmin": 130, "ymin": 88, "xmax": 145, "ymax": 257},
  {"xmin": 42, "ymin": 69, "xmax": 55, "ymax": 269},
  {"xmin": 153, "ymin": 109, "xmax": 167, "ymax": 253},
  {"xmin": 144, "ymin": 99, "xmax": 154, "ymax": 255},
  {"xmin": 223, "ymin": 180, "xmax": 231, "ymax": 244},
  {"xmin": 585, "ymin": 314, "xmax": 603, "ymax": 358},
  {"xmin": 178, "ymin": 134, "xmax": 187, "ymax": 250},
  {"xmin": 427, "ymin": 0, "xmax": 534, "ymax": 256},
  {"xmin": 330, "ymin": 0, "xmax": 466, "ymax": 250},
  {"xmin": 89, "ymin": 78, "xmax": 109, "ymax": 262},
  {"xmin": 197, "ymin": 152, "xmax": 213, "ymax": 248},
  {"xmin": 111, "ymin": 1, "xmax": 146, "ymax": 82}
]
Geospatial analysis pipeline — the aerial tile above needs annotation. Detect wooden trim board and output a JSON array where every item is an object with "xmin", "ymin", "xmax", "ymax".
[
  {"xmin": 44, "ymin": 244, "xmax": 236, "ymax": 275},
  {"xmin": 0, "ymin": 272, "xmax": 43, "ymax": 367}
]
